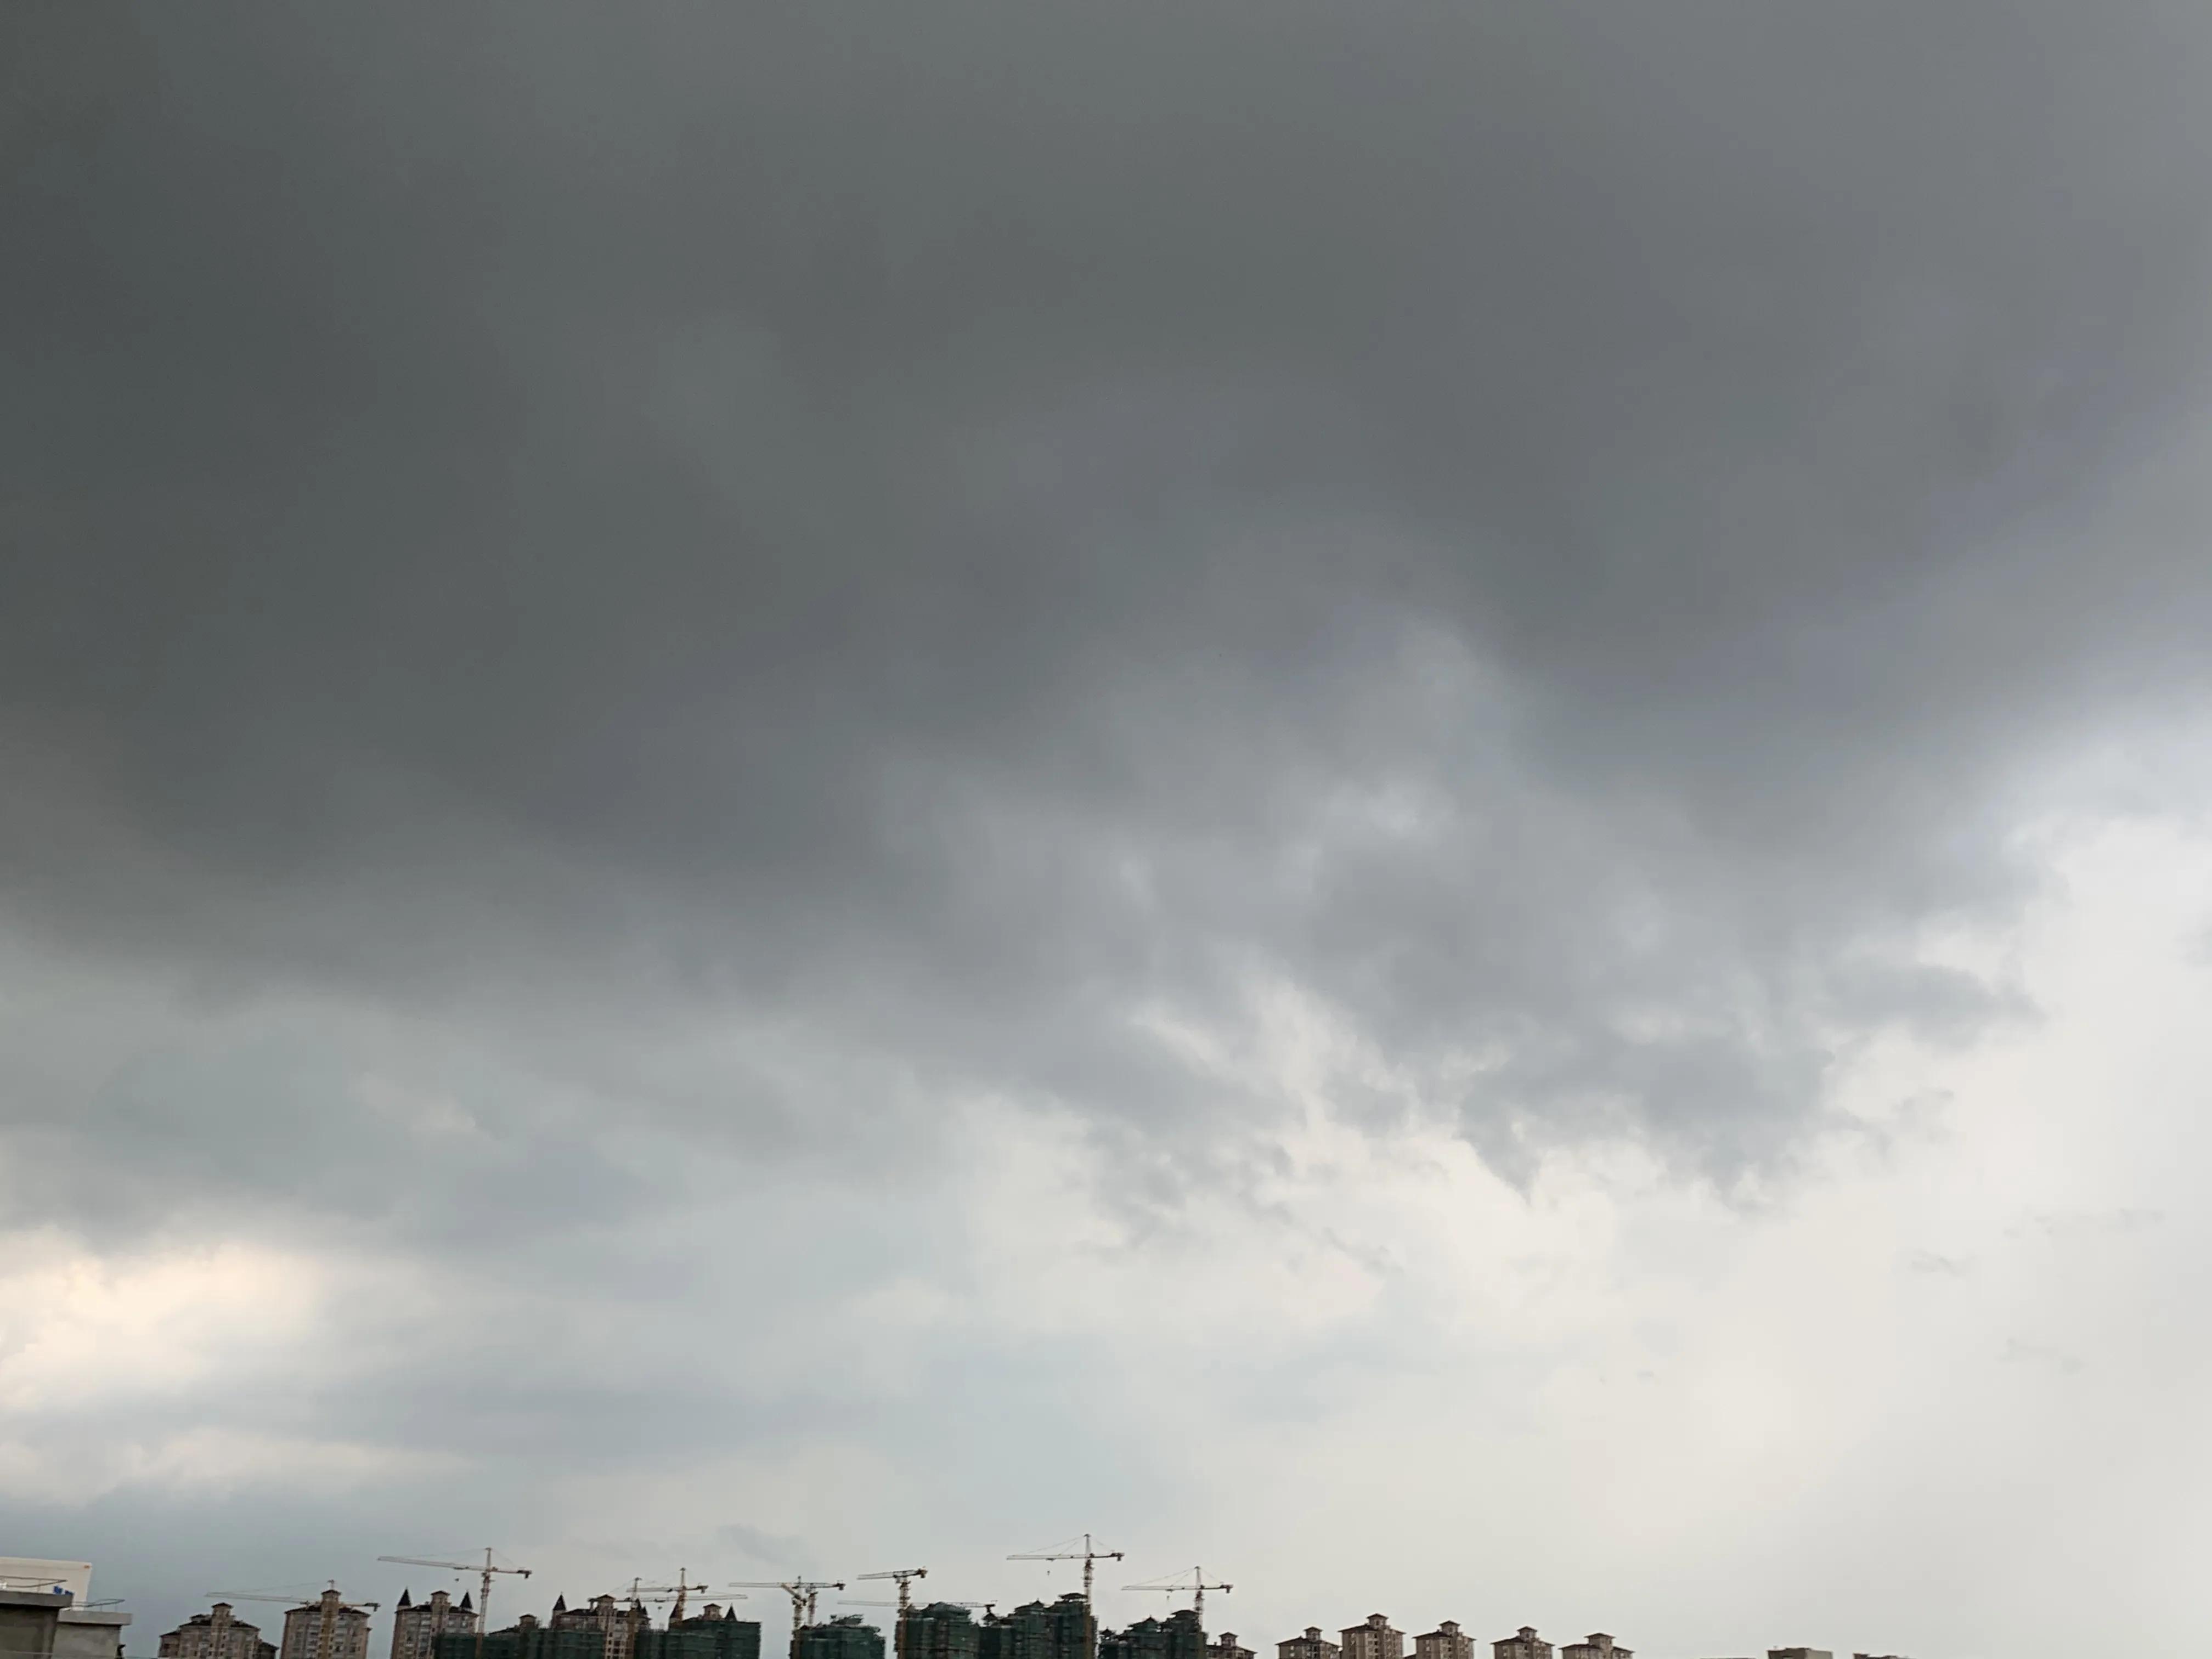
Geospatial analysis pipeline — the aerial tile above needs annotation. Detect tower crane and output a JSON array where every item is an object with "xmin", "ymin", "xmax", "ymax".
[
  {"xmin": 209, "ymin": 1584, "xmax": 382, "ymax": 1659},
  {"xmin": 725, "ymin": 1582, "xmax": 847, "ymax": 1647},
  {"xmin": 1006, "ymin": 1536, "xmax": 1123, "ymax": 1608},
  {"xmin": 379, "ymin": 1550, "xmax": 533, "ymax": 1659},
  {"xmin": 851, "ymin": 1572, "xmax": 926, "ymax": 1659},
  {"xmin": 597, "ymin": 1575, "xmax": 724, "ymax": 1627},
  {"xmin": 1121, "ymin": 1570, "xmax": 1231, "ymax": 1626}
]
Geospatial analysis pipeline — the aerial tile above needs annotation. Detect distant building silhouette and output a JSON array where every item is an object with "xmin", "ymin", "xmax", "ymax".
[
  {"xmin": 1414, "ymin": 1626, "xmax": 1471, "ymax": 1659},
  {"xmin": 1208, "ymin": 1634, "xmax": 1253, "ymax": 1659},
  {"xmin": 1492, "ymin": 1630, "xmax": 1551, "ymax": 1659},
  {"xmin": 1277, "ymin": 1629, "xmax": 1338, "ymax": 1659},
  {"xmin": 1562, "ymin": 1637, "xmax": 1628, "ymax": 1659}
]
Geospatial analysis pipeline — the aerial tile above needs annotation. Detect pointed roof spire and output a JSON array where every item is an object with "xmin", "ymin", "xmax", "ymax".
[
  {"xmin": 460, "ymin": 1595, "xmax": 473, "ymax": 1612},
  {"xmin": 399, "ymin": 1593, "xmax": 414, "ymax": 1610},
  {"xmin": 553, "ymin": 1597, "xmax": 568, "ymax": 1615}
]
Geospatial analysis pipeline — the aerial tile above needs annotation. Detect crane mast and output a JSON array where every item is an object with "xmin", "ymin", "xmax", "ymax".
[{"xmin": 852, "ymin": 1571, "xmax": 927, "ymax": 1659}]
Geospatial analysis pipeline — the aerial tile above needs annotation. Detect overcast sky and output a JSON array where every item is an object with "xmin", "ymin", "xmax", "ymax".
[{"xmin": 7, "ymin": 3, "xmax": 2212, "ymax": 1656}]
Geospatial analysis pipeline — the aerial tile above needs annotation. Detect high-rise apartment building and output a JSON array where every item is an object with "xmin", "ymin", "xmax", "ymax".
[
  {"xmin": 393, "ymin": 1592, "xmax": 478, "ymax": 1659},
  {"xmin": 1208, "ymin": 1635, "xmax": 1252, "ymax": 1659},
  {"xmin": 281, "ymin": 1592, "xmax": 373, "ymax": 1659},
  {"xmin": 1492, "ymin": 1630, "xmax": 1550, "ymax": 1659},
  {"xmin": 1562, "ymin": 1636, "xmax": 1628, "ymax": 1659},
  {"xmin": 1340, "ymin": 1618, "xmax": 1402, "ymax": 1659},
  {"xmin": 1277, "ymin": 1629, "xmax": 1337, "ymax": 1659},
  {"xmin": 1414, "ymin": 1626, "xmax": 1470, "ymax": 1659},
  {"xmin": 551, "ymin": 1596, "xmax": 646, "ymax": 1659},
  {"xmin": 163, "ymin": 1606, "xmax": 277, "ymax": 1659}
]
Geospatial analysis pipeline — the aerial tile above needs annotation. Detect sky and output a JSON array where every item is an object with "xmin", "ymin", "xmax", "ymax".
[{"xmin": 5, "ymin": 2, "xmax": 2212, "ymax": 1655}]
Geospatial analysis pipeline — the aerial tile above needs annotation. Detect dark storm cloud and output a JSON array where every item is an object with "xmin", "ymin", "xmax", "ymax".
[{"xmin": 8, "ymin": 0, "xmax": 2212, "ymax": 1215}]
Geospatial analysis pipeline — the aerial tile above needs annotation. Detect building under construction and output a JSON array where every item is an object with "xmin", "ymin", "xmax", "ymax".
[
  {"xmin": 392, "ymin": 1592, "xmax": 478, "ymax": 1659},
  {"xmin": 793, "ymin": 1620, "xmax": 883, "ymax": 1659},
  {"xmin": 1100, "ymin": 1611, "xmax": 1203, "ymax": 1659},
  {"xmin": 979, "ymin": 1596, "xmax": 1093, "ymax": 1659},
  {"xmin": 898, "ymin": 1606, "xmax": 979, "ymax": 1659},
  {"xmin": 436, "ymin": 1617, "xmax": 604, "ymax": 1659},
  {"xmin": 644, "ymin": 1606, "xmax": 763, "ymax": 1659}
]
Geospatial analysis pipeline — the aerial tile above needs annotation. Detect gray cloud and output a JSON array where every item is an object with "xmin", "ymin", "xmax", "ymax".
[{"xmin": 10, "ymin": 1, "xmax": 2209, "ymax": 1223}]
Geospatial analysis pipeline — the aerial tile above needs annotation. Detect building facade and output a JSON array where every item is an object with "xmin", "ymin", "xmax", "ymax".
[
  {"xmin": 393, "ymin": 1592, "xmax": 478, "ymax": 1659},
  {"xmin": 281, "ymin": 1593, "xmax": 373, "ymax": 1659},
  {"xmin": 1277, "ymin": 1630, "xmax": 1338, "ymax": 1659},
  {"xmin": 1414, "ymin": 1626, "xmax": 1471, "ymax": 1659},
  {"xmin": 1340, "ymin": 1618, "xmax": 1402, "ymax": 1659},
  {"xmin": 1562, "ymin": 1637, "xmax": 1628, "ymax": 1659},
  {"xmin": 1493, "ymin": 1630, "xmax": 1551, "ymax": 1659},
  {"xmin": 1208, "ymin": 1636, "xmax": 1253, "ymax": 1659},
  {"xmin": 163, "ymin": 1604, "xmax": 276, "ymax": 1659}
]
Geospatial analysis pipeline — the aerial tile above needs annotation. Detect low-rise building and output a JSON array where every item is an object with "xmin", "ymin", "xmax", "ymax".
[
  {"xmin": 57, "ymin": 1604, "xmax": 129, "ymax": 1659},
  {"xmin": 0, "ymin": 1587, "xmax": 71, "ymax": 1659}
]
